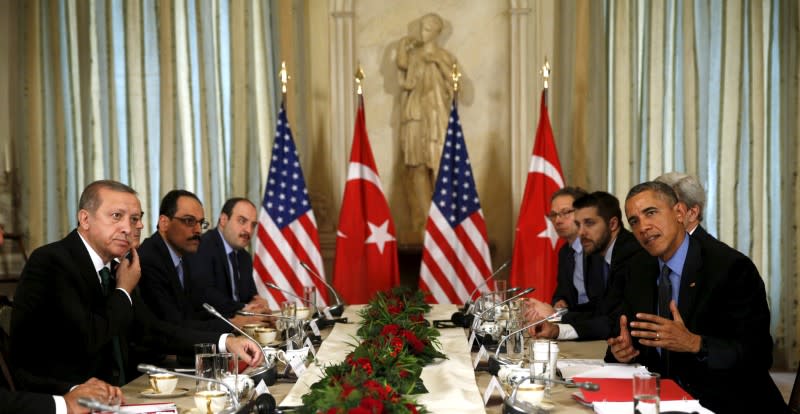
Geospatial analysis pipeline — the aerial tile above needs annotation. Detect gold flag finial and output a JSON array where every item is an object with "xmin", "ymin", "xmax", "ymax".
[
  {"xmin": 355, "ymin": 63, "xmax": 365, "ymax": 95},
  {"xmin": 279, "ymin": 61, "xmax": 290, "ymax": 94},
  {"xmin": 451, "ymin": 63, "xmax": 462, "ymax": 93},
  {"xmin": 540, "ymin": 57, "xmax": 551, "ymax": 89}
]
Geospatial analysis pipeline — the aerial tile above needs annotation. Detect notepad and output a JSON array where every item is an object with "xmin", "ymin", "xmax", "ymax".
[
  {"xmin": 118, "ymin": 402, "xmax": 178, "ymax": 414},
  {"xmin": 572, "ymin": 377, "xmax": 693, "ymax": 403}
]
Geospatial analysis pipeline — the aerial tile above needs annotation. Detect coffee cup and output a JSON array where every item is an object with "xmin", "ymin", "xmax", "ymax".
[
  {"xmin": 242, "ymin": 323, "xmax": 264, "ymax": 337},
  {"xmin": 516, "ymin": 380, "xmax": 545, "ymax": 404},
  {"xmin": 254, "ymin": 327, "xmax": 277, "ymax": 345},
  {"xmin": 262, "ymin": 347, "xmax": 285, "ymax": 366},
  {"xmin": 194, "ymin": 390, "xmax": 228, "ymax": 414},
  {"xmin": 220, "ymin": 374, "xmax": 254, "ymax": 401},
  {"xmin": 148, "ymin": 373, "xmax": 178, "ymax": 395}
]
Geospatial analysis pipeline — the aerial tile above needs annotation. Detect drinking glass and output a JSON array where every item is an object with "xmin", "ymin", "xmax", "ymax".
[
  {"xmin": 215, "ymin": 353, "xmax": 237, "ymax": 407},
  {"xmin": 494, "ymin": 280, "xmax": 508, "ymax": 302},
  {"xmin": 633, "ymin": 372, "xmax": 660, "ymax": 414},
  {"xmin": 303, "ymin": 285, "xmax": 317, "ymax": 313},
  {"xmin": 195, "ymin": 353, "xmax": 218, "ymax": 392},
  {"xmin": 530, "ymin": 340, "xmax": 551, "ymax": 396},
  {"xmin": 504, "ymin": 317, "xmax": 527, "ymax": 363}
]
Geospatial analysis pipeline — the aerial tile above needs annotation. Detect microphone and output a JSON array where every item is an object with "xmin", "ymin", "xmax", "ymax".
[
  {"xmin": 264, "ymin": 282, "xmax": 314, "ymax": 305},
  {"xmin": 299, "ymin": 261, "xmax": 345, "ymax": 307},
  {"xmin": 77, "ymin": 398, "xmax": 130, "ymax": 413},
  {"xmin": 202, "ymin": 303, "xmax": 278, "ymax": 386},
  {"xmin": 477, "ymin": 287, "xmax": 535, "ymax": 319},
  {"xmin": 221, "ymin": 393, "xmax": 276, "ymax": 414},
  {"xmin": 465, "ymin": 259, "xmax": 511, "ymax": 305},
  {"xmin": 137, "ymin": 364, "xmax": 240, "ymax": 409}
]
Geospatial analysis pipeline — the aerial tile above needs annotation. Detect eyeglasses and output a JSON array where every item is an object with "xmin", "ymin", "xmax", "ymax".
[
  {"xmin": 169, "ymin": 215, "xmax": 209, "ymax": 230},
  {"xmin": 547, "ymin": 209, "xmax": 575, "ymax": 221}
]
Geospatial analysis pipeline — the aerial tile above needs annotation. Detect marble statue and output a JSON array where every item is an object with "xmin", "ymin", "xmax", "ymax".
[{"xmin": 396, "ymin": 13, "xmax": 457, "ymax": 235}]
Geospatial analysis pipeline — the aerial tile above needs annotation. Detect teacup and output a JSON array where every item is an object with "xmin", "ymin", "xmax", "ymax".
[
  {"xmin": 220, "ymin": 374, "xmax": 254, "ymax": 401},
  {"xmin": 148, "ymin": 373, "xmax": 178, "ymax": 395},
  {"xmin": 295, "ymin": 306, "xmax": 311, "ymax": 320},
  {"xmin": 516, "ymin": 380, "xmax": 545, "ymax": 405},
  {"xmin": 262, "ymin": 347, "xmax": 284, "ymax": 366},
  {"xmin": 255, "ymin": 327, "xmax": 277, "ymax": 345},
  {"xmin": 194, "ymin": 390, "xmax": 228, "ymax": 414},
  {"xmin": 242, "ymin": 323, "xmax": 264, "ymax": 337}
]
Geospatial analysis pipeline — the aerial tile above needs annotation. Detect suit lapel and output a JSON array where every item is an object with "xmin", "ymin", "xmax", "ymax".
[
  {"xmin": 212, "ymin": 230, "xmax": 235, "ymax": 295},
  {"xmin": 154, "ymin": 233, "xmax": 185, "ymax": 295},
  {"xmin": 678, "ymin": 237, "xmax": 702, "ymax": 319},
  {"xmin": 65, "ymin": 230, "xmax": 105, "ymax": 300}
]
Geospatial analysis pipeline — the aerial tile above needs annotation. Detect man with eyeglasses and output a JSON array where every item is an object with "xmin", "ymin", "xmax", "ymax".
[
  {"xmin": 138, "ymin": 190, "xmax": 263, "ymax": 336},
  {"xmin": 188, "ymin": 198, "xmax": 269, "ymax": 318},
  {"xmin": 547, "ymin": 187, "xmax": 589, "ymax": 309}
]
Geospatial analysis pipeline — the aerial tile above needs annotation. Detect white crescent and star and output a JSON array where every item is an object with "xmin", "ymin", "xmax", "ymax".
[
  {"xmin": 529, "ymin": 154, "xmax": 564, "ymax": 249},
  {"xmin": 337, "ymin": 219, "xmax": 395, "ymax": 255}
]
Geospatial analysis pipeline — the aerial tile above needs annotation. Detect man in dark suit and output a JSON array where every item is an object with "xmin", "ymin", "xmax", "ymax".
[
  {"xmin": 1, "ymin": 377, "xmax": 121, "ymax": 414},
  {"xmin": 528, "ymin": 191, "xmax": 643, "ymax": 340},
  {"xmin": 548, "ymin": 187, "xmax": 591, "ymax": 309},
  {"xmin": 138, "ymin": 190, "xmax": 263, "ymax": 331},
  {"xmin": 11, "ymin": 181, "xmax": 263, "ymax": 394},
  {"xmin": 188, "ymin": 198, "xmax": 268, "ymax": 317},
  {"xmin": 607, "ymin": 181, "xmax": 787, "ymax": 413}
]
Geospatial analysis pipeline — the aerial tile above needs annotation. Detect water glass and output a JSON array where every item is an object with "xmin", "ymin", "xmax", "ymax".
[
  {"xmin": 505, "ymin": 318, "xmax": 527, "ymax": 363},
  {"xmin": 494, "ymin": 280, "xmax": 508, "ymax": 302},
  {"xmin": 303, "ymin": 285, "xmax": 317, "ymax": 312},
  {"xmin": 195, "ymin": 353, "xmax": 218, "ymax": 392},
  {"xmin": 530, "ymin": 340, "xmax": 551, "ymax": 396},
  {"xmin": 633, "ymin": 372, "xmax": 660, "ymax": 414}
]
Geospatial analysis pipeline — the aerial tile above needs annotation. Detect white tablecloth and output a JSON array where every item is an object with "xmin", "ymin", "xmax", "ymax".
[{"xmin": 280, "ymin": 304, "xmax": 486, "ymax": 414}]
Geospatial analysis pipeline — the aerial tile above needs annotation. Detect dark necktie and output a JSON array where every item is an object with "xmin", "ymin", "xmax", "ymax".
[
  {"xmin": 176, "ymin": 259, "xmax": 185, "ymax": 290},
  {"xmin": 602, "ymin": 261, "xmax": 611, "ymax": 287},
  {"xmin": 99, "ymin": 267, "xmax": 126, "ymax": 385},
  {"xmin": 229, "ymin": 251, "xmax": 240, "ymax": 302},
  {"xmin": 658, "ymin": 265, "xmax": 672, "ymax": 319},
  {"xmin": 657, "ymin": 264, "xmax": 672, "ymax": 375}
]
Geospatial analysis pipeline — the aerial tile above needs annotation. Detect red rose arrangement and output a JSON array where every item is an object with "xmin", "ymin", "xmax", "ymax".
[{"xmin": 300, "ymin": 287, "xmax": 446, "ymax": 413}]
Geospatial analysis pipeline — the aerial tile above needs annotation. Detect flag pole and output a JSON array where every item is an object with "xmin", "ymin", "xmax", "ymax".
[
  {"xmin": 540, "ymin": 57, "xmax": 551, "ymax": 106},
  {"xmin": 355, "ymin": 62, "xmax": 365, "ymax": 100},
  {"xmin": 451, "ymin": 63, "xmax": 461, "ymax": 107},
  {"xmin": 279, "ymin": 61, "xmax": 290, "ymax": 104}
]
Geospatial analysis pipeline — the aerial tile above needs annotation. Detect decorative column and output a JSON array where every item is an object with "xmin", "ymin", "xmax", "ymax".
[
  {"xmin": 328, "ymin": 0, "xmax": 355, "ymax": 216},
  {"xmin": 509, "ymin": 0, "xmax": 531, "ymax": 223}
]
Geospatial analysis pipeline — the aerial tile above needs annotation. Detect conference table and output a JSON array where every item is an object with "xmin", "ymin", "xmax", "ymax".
[{"xmin": 122, "ymin": 304, "xmax": 606, "ymax": 413}]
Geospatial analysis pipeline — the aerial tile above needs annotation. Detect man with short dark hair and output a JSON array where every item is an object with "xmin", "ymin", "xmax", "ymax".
[
  {"xmin": 548, "ymin": 187, "xmax": 591, "ymax": 309},
  {"xmin": 188, "ymin": 198, "xmax": 268, "ymax": 317},
  {"xmin": 527, "ymin": 191, "xmax": 643, "ymax": 340},
  {"xmin": 11, "ymin": 181, "xmax": 262, "ymax": 394},
  {"xmin": 607, "ymin": 181, "xmax": 786, "ymax": 413},
  {"xmin": 138, "ymin": 190, "xmax": 263, "ymax": 331}
]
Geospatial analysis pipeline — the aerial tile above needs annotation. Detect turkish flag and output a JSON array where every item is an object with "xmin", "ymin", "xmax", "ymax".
[
  {"xmin": 509, "ymin": 90, "xmax": 565, "ymax": 302},
  {"xmin": 332, "ymin": 95, "xmax": 400, "ymax": 304}
]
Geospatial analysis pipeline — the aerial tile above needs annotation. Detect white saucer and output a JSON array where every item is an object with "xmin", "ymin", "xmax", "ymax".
[{"xmin": 139, "ymin": 387, "xmax": 190, "ymax": 398}]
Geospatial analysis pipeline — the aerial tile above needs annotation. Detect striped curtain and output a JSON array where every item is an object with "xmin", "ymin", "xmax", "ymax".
[
  {"xmin": 14, "ymin": 0, "xmax": 279, "ymax": 247},
  {"xmin": 553, "ymin": 0, "xmax": 799, "ymax": 369}
]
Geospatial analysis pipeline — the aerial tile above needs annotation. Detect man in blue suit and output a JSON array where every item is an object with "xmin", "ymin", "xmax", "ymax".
[{"xmin": 189, "ymin": 198, "xmax": 268, "ymax": 317}]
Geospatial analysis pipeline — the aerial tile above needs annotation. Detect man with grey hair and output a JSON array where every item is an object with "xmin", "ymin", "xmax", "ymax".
[{"xmin": 654, "ymin": 172, "xmax": 710, "ymax": 240}]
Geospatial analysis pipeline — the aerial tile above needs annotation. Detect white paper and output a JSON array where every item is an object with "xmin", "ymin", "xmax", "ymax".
[
  {"xmin": 558, "ymin": 360, "xmax": 648, "ymax": 379},
  {"xmin": 473, "ymin": 345, "xmax": 488, "ymax": 369},
  {"xmin": 482, "ymin": 375, "xmax": 506, "ymax": 405},
  {"xmin": 118, "ymin": 402, "xmax": 177, "ymax": 413},
  {"xmin": 290, "ymin": 357, "xmax": 307, "ymax": 376},
  {"xmin": 254, "ymin": 379, "xmax": 270, "ymax": 396},
  {"xmin": 593, "ymin": 399, "xmax": 714, "ymax": 414},
  {"xmin": 304, "ymin": 337, "xmax": 317, "ymax": 357},
  {"xmin": 467, "ymin": 330, "xmax": 477, "ymax": 350},
  {"xmin": 309, "ymin": 319, "xmax": 321, "ymax": 336}
]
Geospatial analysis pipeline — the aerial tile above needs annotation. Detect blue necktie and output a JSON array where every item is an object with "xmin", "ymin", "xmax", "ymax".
[
  {"xmin": 176, "ymin": 259, "xmax": 185, "ymax": 289},
  {"xmin": 229, "ymin": 251, "xmax": 240, "ymax": 301}
]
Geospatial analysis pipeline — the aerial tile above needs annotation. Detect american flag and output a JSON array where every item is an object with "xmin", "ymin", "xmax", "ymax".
[
  {"xmin": 253, "ymin": 103, "xmax": 330, "ymax": 310},
  {"xmin": 419, "ymin": 102, "xmax": 493, "ymax": 304}
]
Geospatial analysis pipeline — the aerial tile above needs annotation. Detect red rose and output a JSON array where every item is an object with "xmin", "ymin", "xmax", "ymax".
[
  {"xmin": 404, "ymin": 403, "xmax": 419, "ymax": 414},
  {"xmin": 381, "ymin": 324, "xmax": 400, "ymax": 336},
  {"xmin": 342, "ymin": 382, "xmax": 356, "ymax": 397},
  {"xmin": 401, "ymin": 331, "xmax": 425, "ymax": 353},
  {"xmin": 327, "ymin": 408, "xmax": 339, "ymax": 414},
  {"xmin": 347, "ymin": 408, "xmax": 371, "ymax": 414},
  {"xmin": 398, "ymin": 369, "xmax": 409, "ymax": 378},
  {"xmin": 359, "ymin": 397, "xmax": 384, "ymax": 413}
]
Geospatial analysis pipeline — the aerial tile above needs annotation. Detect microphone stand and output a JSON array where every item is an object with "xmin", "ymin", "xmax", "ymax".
[
  {"xmin": 138, "ymin": 364, "xmax": 240, "ymax": 409},
  {"xmin": 299, "ymin": 261, "xmax": 346, "ymax": 308},
  {"xmin": 203, "ymin": 303, "xmax": 278, "ymax": 386},
  {"xmin": 463, "ymin": 259, "xmax": 511, "ymax": 313},
  {"xmin": 477, "ymin": 287, "xmax": 535, "ymax": 320}
]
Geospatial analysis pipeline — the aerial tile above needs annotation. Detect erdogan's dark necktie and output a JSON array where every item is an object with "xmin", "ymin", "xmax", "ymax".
[{"xmin": 100, "ymin": 267, "xmax": 125, "ymax": 385}]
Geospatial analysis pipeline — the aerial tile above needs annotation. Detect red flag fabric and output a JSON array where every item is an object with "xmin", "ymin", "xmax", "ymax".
[
  {"xmin": 332, "ymin": 96, "xmax": 400, "ymax": 304},
  {"xmin": 253, "ymin": 103, "xmax": 330, "ymax": 310},
  {"xmin": 419, "ymin": 102, "xmax": 493, "ymax": 304},
  {"xmin": 509, "ymin": 90, "xmax": 565, "ymax": 302}
]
